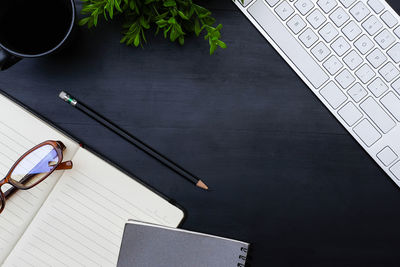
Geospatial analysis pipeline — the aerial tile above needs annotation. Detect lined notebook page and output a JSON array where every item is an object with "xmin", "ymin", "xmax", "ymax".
[
  {"xmin": 0, "ymin": 94, "xmax": 80, "ymax": 263},
  {"xmin": 4, "ymin": 148, "xmax": 184, "ymax": 266}
]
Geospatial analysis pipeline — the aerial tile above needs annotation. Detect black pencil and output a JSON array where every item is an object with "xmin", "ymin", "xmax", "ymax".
[{"xmin": 59, "ymin": 91, "xmax": 209, "ymax": 190}]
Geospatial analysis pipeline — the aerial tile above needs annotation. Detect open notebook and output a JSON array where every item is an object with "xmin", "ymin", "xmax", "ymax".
[{"xmin": 0, "ymin": 92, "xmax": 185, "ymax": 266}]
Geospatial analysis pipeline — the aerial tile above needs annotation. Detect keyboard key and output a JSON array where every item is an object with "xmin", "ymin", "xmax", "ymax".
[
  {"xmin": 353, "ymin": 119, "xmax": 381, "ymax": 147},
  {"xmin": 390, "ymin": 161, "xmax": 400, "ymax": 179},
  {"xmin": 362, "ymin": 15, "xmax": 382, "ymax": 36},
  {"xmin": 342, "ymin": 21, "xmax": 362, "ymax": 41},
  {"xmin": 392, "ymin": 77, "xmax": 400, "ymax": 96},
  {"xmin": 323, "ymin": 55, "xmax": 343, "ymax": 75},
  {"xmin": 294, "ymin": 0, "xmax": 314, "ymax": 15},
  {"xmin": 348, "ymin": 83, "xmax": 368, "ymax": 102},
  {"xmin": 338, "ymin": 102, "xmax": 363, "ymax": 126},
  {"xmin": 307, "ymin": 9, "xmax": 326, "ymax": 29},
  {"xmin": 354, "ymin": 35, "xmax": 374, "ymax": 55},
  {"xmin": 377, "ymin": 146, "xmax": 398, "ymax": 166},
  {"xmin": 317, "ymin": 0, "xmax": 337, "ymax": 13},
  {"xmin": 311, "ymin": 42, "xmax": 331, "ymax": 61},
  {"xmin": 275, "ymin": 1, "xmax": 295, "ymax": 21},
  {"xmin": 381, "ymin": 11, "xmax": 398, "ymax": 28},
  {"xmin": 350, "ymin": 2, "xmax": 371, "ymax": 22},
  {"xmin": 339, "ymin": 0, "xmax": 356, "ymax": 8},
  {"xmin": 360, "ymin": 97, "xmax": 396, "ymax": 133},
  {"xmin": 394, "ymin": 26, "xmax": 400, "ymax": 38},
  {"xmin": 319, "ymin": 23, "xmax": 339, "ymax": 43},
  {"xmin": 299, "ymin": 28, "xmax": 319, "ymax": 48},
  {"xmin": 343, "ymin": 50, "xmax": 363, "ymax": 70},
  {"xmin": 379, "ymin": 62, "xmax": 400, "ymax": 82},
  {"xmin": 356, "ymin": 64, "xmax": 375, "ymax": 83},
  {"xmin": 367, "ymin": 0, "xmax": 385, "ymax": 14},
  {"xmin": 265, "ymin": 0, "xmax": 280, "ymax": 7},
  {"xmin": 380, "ymin": 92, "xmax": 400, "ymax": 121},
  {"xmin": 330, "ymin": 7, "xmax": 350, "ymax": 27},
  {"xmin": 368, "ymin": 77, "xmax": 388, "ymax": 97},
  {"xmin": 374, "ymin": 29, "xmax": 395, "ymax": 50},
  {"xmin": 366, "ymin": 48, "xmax": 387, "ymax": 68},
  {"xmin": 287, "ymin": 15, "xmax": 307, "ymax": 34},
  {"xmin": 331, "ymin": 37, "xmax": 350, "ymax": 56},
  {"xmin": 320, "ymin": 81, "xmax": 347, "ymax": 109},
  {"xmin": 248, "ymin": 0, "xmax": 330, "ymax": 89},
  {"xmin": 336, "ymin": 69, "xmax": 355, "ymax": 88},
  {"xmin": 387, "ymin": 43, "xmax": 400, "ymax": 63}
]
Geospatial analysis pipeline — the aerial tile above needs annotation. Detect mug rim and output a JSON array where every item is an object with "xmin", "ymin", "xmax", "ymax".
[{"xmin": 0, "ymin": 0, "xmax": 76, "ymax": 58}]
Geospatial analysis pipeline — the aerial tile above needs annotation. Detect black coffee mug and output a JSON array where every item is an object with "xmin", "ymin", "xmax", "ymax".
[{"xmin": 0, "ymin": 0, "xmax": 76, "ymax": 71}]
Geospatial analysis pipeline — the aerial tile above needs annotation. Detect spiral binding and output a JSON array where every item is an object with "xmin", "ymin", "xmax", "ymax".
[{"xmin": 237, "ymin": 246, "xmax": 250, "ymax": 267}]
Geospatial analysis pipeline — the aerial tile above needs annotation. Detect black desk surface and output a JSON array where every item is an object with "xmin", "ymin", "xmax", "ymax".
[{"xmin": 1, "ymin": 0, "xmax": 400, "ymax": 266}]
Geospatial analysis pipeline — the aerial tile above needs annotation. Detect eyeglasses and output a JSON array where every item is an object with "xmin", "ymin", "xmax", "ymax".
[{"xmin": 0, "ymin": 140, "xmax": 73, "ymax": 214}]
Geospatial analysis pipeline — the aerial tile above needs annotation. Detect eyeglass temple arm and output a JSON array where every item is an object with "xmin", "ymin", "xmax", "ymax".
[{"xmin": 55, "ymin": 161, "xmax": 73, "ymax": 170}]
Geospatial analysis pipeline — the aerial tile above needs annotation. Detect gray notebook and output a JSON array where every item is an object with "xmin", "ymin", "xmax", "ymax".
[{"xmin": 117, "ymin": 220, "xmax": 250, "ymax": 267}]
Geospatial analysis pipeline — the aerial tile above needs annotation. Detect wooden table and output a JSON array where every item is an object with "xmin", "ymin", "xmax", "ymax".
[{"xmin": 1, "ymin": 0, "xmax": 400, "ymax": 265}]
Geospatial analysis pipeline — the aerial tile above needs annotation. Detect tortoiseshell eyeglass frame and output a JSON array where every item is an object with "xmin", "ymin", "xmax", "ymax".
[{"xmin": 0, "ymin": 140, "xmax": 73, "ymax": 214}]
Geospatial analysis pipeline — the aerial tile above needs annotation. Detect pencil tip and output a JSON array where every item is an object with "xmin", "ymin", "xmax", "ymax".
[{"xmin": 196, "ymin": 180, "xmax": 209, "ymax": 190}]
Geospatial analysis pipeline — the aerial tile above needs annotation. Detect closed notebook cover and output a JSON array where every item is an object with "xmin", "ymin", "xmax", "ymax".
[{"xmin": 117, "ymin": 220, "xmax": 250, "ymax": 267}]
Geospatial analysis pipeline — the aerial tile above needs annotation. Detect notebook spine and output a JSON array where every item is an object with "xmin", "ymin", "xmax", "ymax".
[{"xmin": 237, "ymin": 246, "xmax": 250, "ymax": 267}]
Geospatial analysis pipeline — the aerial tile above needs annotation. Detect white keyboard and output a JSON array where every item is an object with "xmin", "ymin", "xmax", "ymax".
[{"xmin": 235, "ymin": 0, "xmax": 400, "ymax": 187}]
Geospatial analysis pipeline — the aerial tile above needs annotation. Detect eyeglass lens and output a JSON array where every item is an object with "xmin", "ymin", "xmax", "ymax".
[{"xmin": 10, "ymin": 144, "xmax": 59, "ymax": 189}]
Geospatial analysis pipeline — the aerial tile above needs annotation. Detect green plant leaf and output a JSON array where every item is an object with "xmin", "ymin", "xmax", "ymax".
[
  {"xmin": 178, "ymin": 10, "xmax": 188, "ymax": 20},
  {"xmin": 80, "ymin": 0, "xmax": 226, "ymax": 55},
  {"xmin": 163, "ymin": 0, "xmax": 176, "ymax": 7},
  {"xmin": 79, "ymin": 17, "xmax": 91, "ymax": 26},
  {"xmin": 134, "ymin": 34, "xmax": 140, "ymax": 46}
]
